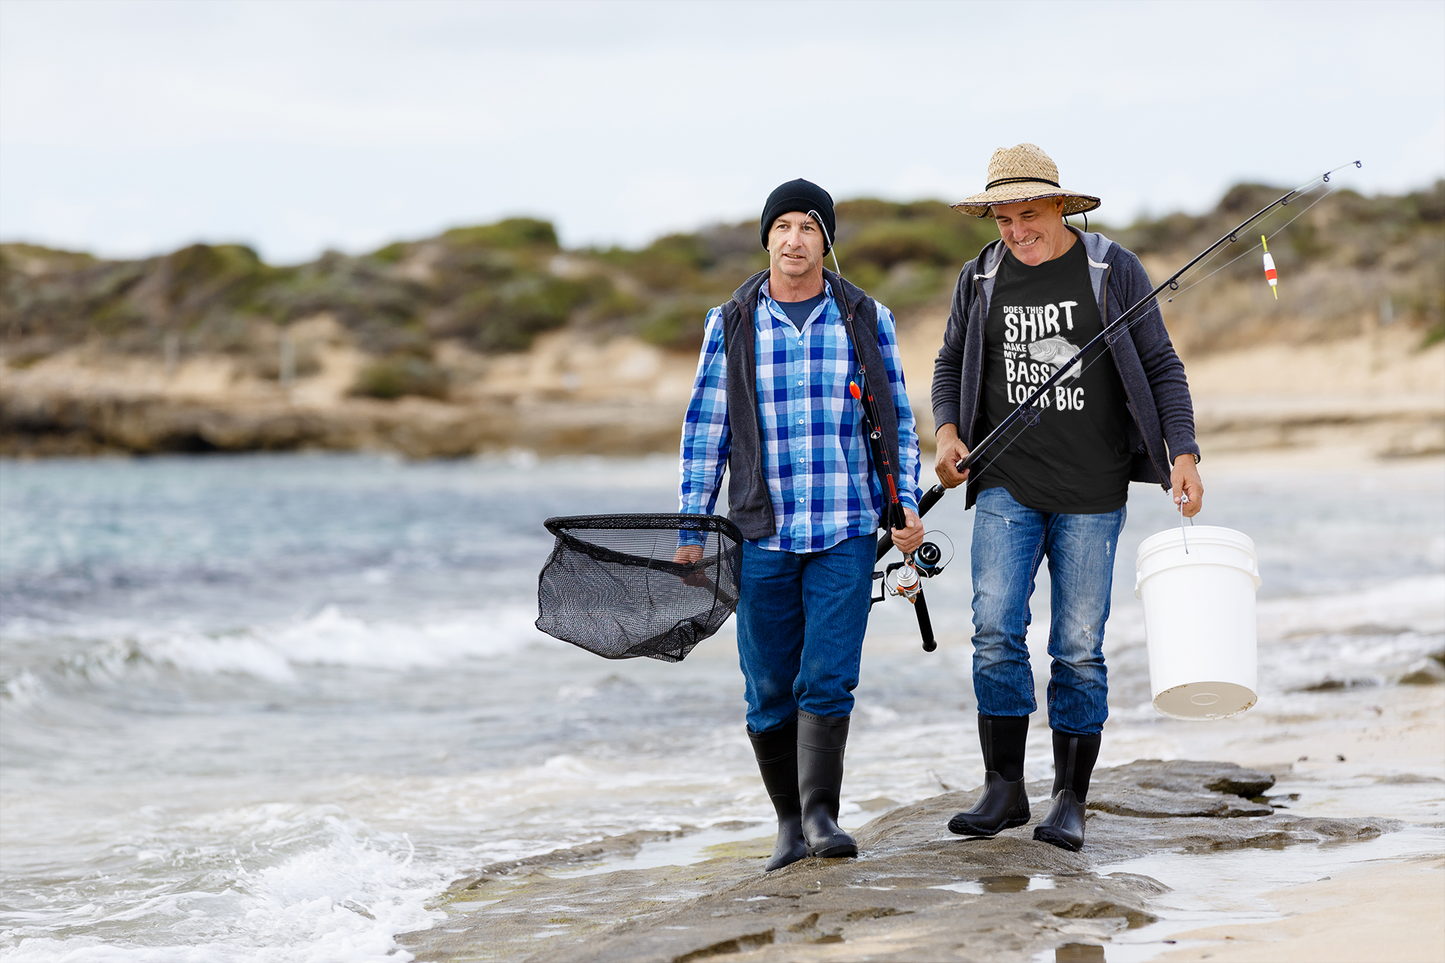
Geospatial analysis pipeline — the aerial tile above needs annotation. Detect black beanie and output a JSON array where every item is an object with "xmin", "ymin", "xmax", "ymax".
[{"xmin": 760, "ymin": 178, "xmax": 835, "ymax": 253}]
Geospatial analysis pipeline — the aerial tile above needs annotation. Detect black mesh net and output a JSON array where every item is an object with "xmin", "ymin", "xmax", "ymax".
[{"xmin": 536, "ymin": 513, "xmax": 744, "ymax": 663}]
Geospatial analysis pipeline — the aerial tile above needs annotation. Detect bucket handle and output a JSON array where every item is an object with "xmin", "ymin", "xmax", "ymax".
[{"xmin": 1177, "ymin": 493, "xmax": 1192, "ymax": 554}]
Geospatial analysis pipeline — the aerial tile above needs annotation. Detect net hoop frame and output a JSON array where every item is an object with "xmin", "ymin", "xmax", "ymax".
[
  {"xmin": 542, "ymin": 513, "xmax": 742, "ymax": 579},
  {"xmin": 536, "ymin": 513, "xmax": 743, "ymax": 662}
]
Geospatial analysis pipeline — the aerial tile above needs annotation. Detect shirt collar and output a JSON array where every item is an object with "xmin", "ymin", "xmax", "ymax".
[{"xmin": 758, "ymin": 278, "xmax": 836, "ymax": 333}]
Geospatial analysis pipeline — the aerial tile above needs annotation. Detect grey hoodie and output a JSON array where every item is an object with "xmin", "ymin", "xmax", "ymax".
[{"xmin": 931, "ymin": 229, "xmax": 1199, "ymax": 507}]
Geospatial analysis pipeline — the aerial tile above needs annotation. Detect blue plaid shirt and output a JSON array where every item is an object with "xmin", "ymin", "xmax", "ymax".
[{"xmin": 679, "ymin": 279, "xmax": 921, "ymax": 553}]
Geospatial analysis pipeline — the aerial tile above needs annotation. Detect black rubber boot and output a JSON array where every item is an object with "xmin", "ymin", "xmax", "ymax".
[
  {"xmin": 796, "ymin": 711, "xmax": 857, "ymax": 859},
  {"xmin": 747, "ymin": 719, "xmax": 807, "ymax": 871},
  {"xmin": 1033, "ymin": 730, "xmax": 1101, "ymax": 852},
  {"xmin": 947, "ymin": 714, "xmax": 1030, "ymax": 837}
]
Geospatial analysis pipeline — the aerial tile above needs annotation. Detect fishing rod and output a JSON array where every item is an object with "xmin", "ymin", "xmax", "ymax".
[
  {"xmin": 809, "ymin": 208, "xmax": 908, "ymax": 535},
  {"xmin": 810, "ymin": 210, "xmax": 940, "ymax": 651},
  {"xmin": 874, "ymin": 160, "xmax": 1363, "ymax": 560}
]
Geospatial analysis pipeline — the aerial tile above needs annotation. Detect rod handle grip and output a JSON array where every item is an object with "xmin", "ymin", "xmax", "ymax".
[
  {"xmin": 915, "ymin": 588, "xmax": 936, "ymax": 652},
  {"xmin": 918, "ymin": 484, "xmax": 947, "ymax": 517}
]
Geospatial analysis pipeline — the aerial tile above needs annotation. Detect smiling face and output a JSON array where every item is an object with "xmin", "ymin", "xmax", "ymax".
[
  {"xmin": 767, "ymin": 211, "xmax": 826, "ymax": 282},
  {"xmin": 992, "ymin": 197, "xmax": 1075, "ymax": 266}
]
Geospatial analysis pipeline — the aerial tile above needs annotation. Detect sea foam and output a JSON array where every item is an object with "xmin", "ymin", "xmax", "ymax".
[{"xmin": 1, "ymin": 803, "xmax": 448, "ymax": 963}]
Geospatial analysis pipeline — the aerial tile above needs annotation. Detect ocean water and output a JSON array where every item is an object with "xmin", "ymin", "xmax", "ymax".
[{"xmin": 2, "ymin": 452, "xmax": 1442, "ymax": 961}]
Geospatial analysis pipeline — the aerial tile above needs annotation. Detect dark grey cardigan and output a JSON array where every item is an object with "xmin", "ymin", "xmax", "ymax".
[
  {"xmin": 931, "ymin": 230, "xmax": 1200, "ymax": 507},
  {"xmin": 720, "ymin": 269, "xmax": 906, "ymax": 541}
]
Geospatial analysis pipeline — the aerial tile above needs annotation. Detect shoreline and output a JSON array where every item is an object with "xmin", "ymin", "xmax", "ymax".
[{"xmin": 3, "ymin": 329, "xmax": 1441, "ymax": 461}]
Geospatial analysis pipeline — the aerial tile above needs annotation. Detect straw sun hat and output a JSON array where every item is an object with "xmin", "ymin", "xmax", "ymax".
[{"xmin": 952, "ymin": 143, "xmax": 1100, "ymax": 218}]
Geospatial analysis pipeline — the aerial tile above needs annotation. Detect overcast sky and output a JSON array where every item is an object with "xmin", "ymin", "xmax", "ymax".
[{"xmin": 1, "ymin": 0, "xmax": 1442, "ymax": 264}]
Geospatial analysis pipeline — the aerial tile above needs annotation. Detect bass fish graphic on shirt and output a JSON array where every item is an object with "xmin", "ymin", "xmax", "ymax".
[{"xmin": 1028, "ymin": 336, "xmax": 1082, "ymax": 381}]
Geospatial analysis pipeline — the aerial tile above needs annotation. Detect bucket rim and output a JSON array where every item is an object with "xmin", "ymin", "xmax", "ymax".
[{"xmin": 1136, "ymin": 524, "xmax": 1256, "ymax": 558}]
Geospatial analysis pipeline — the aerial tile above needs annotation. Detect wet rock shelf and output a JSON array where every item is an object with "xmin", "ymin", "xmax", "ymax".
[{"xmin": 399, "ymin": 759, "xmax": 1399, "ymax": 963}]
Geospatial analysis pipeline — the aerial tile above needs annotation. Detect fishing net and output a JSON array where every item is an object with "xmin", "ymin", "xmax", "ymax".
[{"xmin": 536, "ymin": 513, "xmax": 744, "ymax": 662}]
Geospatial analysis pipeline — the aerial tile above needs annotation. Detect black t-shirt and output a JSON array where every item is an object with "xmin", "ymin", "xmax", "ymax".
[{"xmin": 974, "ymin": 241, "xmax": 1132, "ymax": 514}]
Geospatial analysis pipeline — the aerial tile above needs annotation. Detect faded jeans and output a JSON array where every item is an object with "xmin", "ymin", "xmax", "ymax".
[
  {"xmin": 969, "ymin": 486, "xmax": 1125, "ymax": 735},
  {"xmin": 736, "ymin": 534, "xmax": 875, "ymax": 732}
]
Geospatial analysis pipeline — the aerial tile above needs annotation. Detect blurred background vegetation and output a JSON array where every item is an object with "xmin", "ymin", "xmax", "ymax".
[{"xmin": 3, "ymin": 181, "xmax": 1441, "ymax": 400}]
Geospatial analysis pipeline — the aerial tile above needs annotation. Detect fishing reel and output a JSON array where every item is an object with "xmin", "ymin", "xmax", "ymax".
[
  {"xmin": 874, "ymin": 532, "xmax": 953, "ymax": 597},
  {"xmin": 871, "ymin": 532, "xmax": 954, "ymax": 653}
]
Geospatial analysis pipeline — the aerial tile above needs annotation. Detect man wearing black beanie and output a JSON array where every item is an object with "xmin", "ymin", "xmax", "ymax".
[
  {"xmin": 675, "ymin": 178, "xmax": 924, "ymax": 870},
  {"xmin": 759, "ymin": 178, "xmax": 837, "ymax": 255}
]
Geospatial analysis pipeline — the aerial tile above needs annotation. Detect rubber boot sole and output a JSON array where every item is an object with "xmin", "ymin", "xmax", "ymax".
[
  {"xmin": 947, "ymin": 813, "xmax": 1030, "ymax": 837},
  {"xmin": 807, "ymin": 840, "xmax": 858, "ymax": 859},
  {"xmin": 946, "ymin": 772, "xmax": 1031, "ymax": 837},
  {"xmin": 1032, "ymin": 824, "xmax": 1083, "ymax": 852},
  {"xmin": 1032, "ymin": 789, "xmax": 1087, "ymax": 851}
]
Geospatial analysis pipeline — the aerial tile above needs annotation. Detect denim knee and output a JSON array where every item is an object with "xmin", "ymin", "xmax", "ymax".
[
  {"xmin": 968, "ymin": 488, "xmax": 1046, "ymax": 717},
  {"xmin": 793, "ymin": 534, "xmax": 873, "ymax": 718},
  {"xmin": 737, "ymin": 535, "xmax": 872, "ymax": 730},
  {"xmin": 1041, "ymin": 502, "xmax": 1125, "ymax": 733}
]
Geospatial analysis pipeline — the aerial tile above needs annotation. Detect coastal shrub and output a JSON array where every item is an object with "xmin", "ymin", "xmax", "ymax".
[
  {"xmin": 251, "ymin": 255, "xmax": 428, "ymax": 354},
  {"xmin": 585, "ymin": 281, "xmax": 645, "ymax": 323},
  {"xmin": 1411, "ymin": 181, "xmax": 1445, "ymax": 223},
  {"xmin": 836, "ymin": 199, "xmax": 995, "ymax": 273},
  {"xmin": 450, "ymin": 277, "xmax": 594, "ymax": 352},
  {"xmin": 1217, "ymin": 183, "xmax": 1285, "ymax": 216},
  {"xmin": 599, "ymin": 235, "xmax": 711, "ymax": 292},
  {"xmin": 835, "ymin": 198, "xmax": 905, "ymax": 223},
  {"xmin": 695, "ymin": 222, "xmax": 762, "ymax": 266},
  {"xmin": 443, "ymin": 218, "xmax": 559, "ymax": 251},
  {"xmin": 350, "ymin": 354, "xmax": 449, "ymax": 400},
  {"xmin": 154, "ymin": 244, "xmax": 273, "ymax": 321},
  {"xmin": 640, "ymin": 297, "xmax": 715, "ymax": 349},
  {"xmin": 846, "ymin": 222, "xmax": 968, "ymax": 270},
  {"xmin": 434, "ymin": 246, "xmax": 517, "ymax": 288},
  {"xmin": 1117, "ymin": 211, "xmax": 1200, "ymax": 256},
  {"xmin": 872, "ymin": 262, "xmax": 951, "ymax": 311},
  {"xmin": 370, "ymin": 242, "xmax": 409, "ymax": 264},
  {"xmin": 88, "ymin": 296, "xmax": 152, "ymax": 338}
]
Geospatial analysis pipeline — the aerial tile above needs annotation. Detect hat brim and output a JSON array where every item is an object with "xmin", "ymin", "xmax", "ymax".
[{"xmin": 952, "ymin": 185, "xmax": 1100, "ymax": 218}]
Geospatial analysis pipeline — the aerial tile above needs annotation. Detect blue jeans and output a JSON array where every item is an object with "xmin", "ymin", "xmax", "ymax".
[
  {"xmin": 736, "ymin": 534, "xmax": 875, "ymax": 732},
  {"xmin": 970, "ymin": 486, "xmax": 1125, "ymax": 735}
]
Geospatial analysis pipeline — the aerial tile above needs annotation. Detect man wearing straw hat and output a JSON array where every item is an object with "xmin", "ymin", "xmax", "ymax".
[{"xmin": 931, "ymin": 144, "xmax": 1205, "ymax": 851}]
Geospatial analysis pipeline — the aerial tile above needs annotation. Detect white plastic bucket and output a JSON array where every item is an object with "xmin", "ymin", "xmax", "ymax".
[{"xmin": 1134, "ymin": 525, "xmax": 1261, "ymax": 720}]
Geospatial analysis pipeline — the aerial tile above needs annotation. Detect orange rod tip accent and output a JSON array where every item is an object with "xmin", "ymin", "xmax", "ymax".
[{"xmin": 848, "ymin": 382, "xmax": 861, "ymax": 399}]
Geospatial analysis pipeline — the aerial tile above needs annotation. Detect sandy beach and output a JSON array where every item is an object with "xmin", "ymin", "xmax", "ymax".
[
  {"xmin": 1150, "ymin": 681, "xmax": 1444, "ymax": 963},
  {"xmin": 1159, "ymin": 855, "xmax": 1445, "ymax": 963}
]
